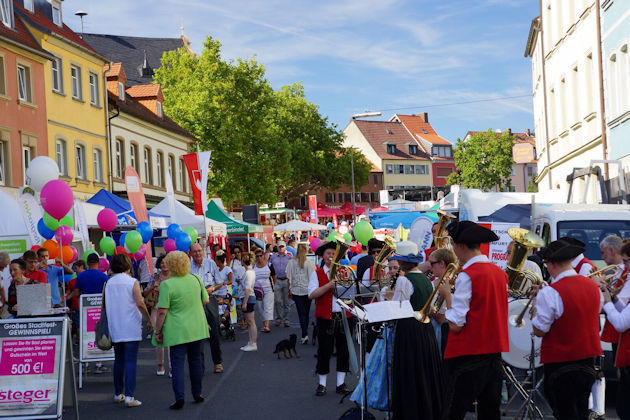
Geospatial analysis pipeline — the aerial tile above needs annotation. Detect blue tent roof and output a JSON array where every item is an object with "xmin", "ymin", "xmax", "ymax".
[
  {"xmin": 371, "ymin": 212, "xmax": 439, "ymax": 229},
  {"xmin": 87, "ymin": 189, "xmax": 168, "ymax": 226},
  {"xmin": 478, "ymin": 204, "xmax": 531, "ymax": 229}
]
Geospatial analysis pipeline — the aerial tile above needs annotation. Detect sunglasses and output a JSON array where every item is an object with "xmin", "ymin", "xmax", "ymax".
[{"xmin": 255, "ymin": 254, "xmax": 263, "ymax": 257}]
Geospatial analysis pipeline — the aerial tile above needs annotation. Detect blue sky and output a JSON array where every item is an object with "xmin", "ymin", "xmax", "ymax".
[{"xmin": 62, "ymin": 0, "xmax": 539, "ymax": 143}]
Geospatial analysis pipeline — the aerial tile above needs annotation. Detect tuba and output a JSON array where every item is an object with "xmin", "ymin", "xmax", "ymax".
[
  {"xmin": 505, "ymin": 227, "xmax": 545, "ymax": 297},
  {"xmin": 434, "ymin": 210, "xmax": 455, "ymax": 249},
  {"xmin": 372, "ymin": 236, "xmax": 396, "ymax": 287},
  {"xmin": 415, "ymin": 262, "xmax": 459, "ymax": 323},
  {"xmin": 329, "ymin": 234, "xmax": 355, "ymax": 298}
]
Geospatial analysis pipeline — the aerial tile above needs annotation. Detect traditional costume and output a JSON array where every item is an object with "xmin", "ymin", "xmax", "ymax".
[
  {"xmin": 532, "ymin": 238, "xmax": 602, "ymax": 420},
  {"xmin": 442, "ymin": 221, "xmax": 508, "ymax": 420}
]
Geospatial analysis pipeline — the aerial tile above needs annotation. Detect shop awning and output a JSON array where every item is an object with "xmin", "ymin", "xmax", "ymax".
[{"xmin": 206, "ymin": 201, "xmax": 263, "ymax": 235}]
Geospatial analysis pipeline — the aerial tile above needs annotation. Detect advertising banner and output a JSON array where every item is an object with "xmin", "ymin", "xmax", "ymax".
[
  {"xmin": 125, "ymin": 166, "xmax": 153, "ymax": 275},
  {"xmin": 479, "ymin": 222, "xmax": 520, "ymax": 269},
  {"xmin": 0, "ymin": 317, "xmax": 67, "ymax": 419},
  {"xmin": 17, "ymin": 187, "xmax": 41, "ymax": 248},
  {"xmin": 308, "ymin": 195, "xmax": 317, "ymax": 223},
  {"xmin": 79, "ymin": 295, "xmax": 114, "ymax": 363}
]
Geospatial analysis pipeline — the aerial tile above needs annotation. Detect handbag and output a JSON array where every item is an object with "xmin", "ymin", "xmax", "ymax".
[
  {"xmin": 254, "ymin": 283, "xmax": 264, "ymax": 300},
  {"xmin": 144, "ymin": 273, "xmax": 160, "ymax": 308},
  {"xmin": 94, "ymin": 283, "xmax": 112, "ymax": 351}
]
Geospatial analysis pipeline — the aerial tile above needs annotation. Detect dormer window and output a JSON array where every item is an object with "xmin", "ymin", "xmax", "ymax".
[
  {"xmin": 51, "ymin": 1, "xmax": 62, "ymax": 26},
  {"xmin": 24, "ymin": 0, "xmax": 34, "ymax": 13},
  {"xmin": 156, "ymin": 101, "xmax": 163, "ymax": 118},
  {"xmin": 386, "ymin": 144, "xmax": 397, "ymax": 154},
  {"xmin": 118, "ymin": 82, "xmax": 125, "ymax": 101},
  {"xmin": 408, "ymin": 144, "xmax": 418, "ymax": 155},
  {"xmin": 0, "ymin": 0, "xmax": 13, "ymax": 28},
  {"xmin": 431, "ymin": 145, "xmax": 453, "ymax": 158}
]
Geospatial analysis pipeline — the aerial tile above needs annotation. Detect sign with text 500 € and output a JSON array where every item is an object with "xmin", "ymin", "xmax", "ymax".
[
  {"xmin": 0, "ymin": 317, "xmax": 67, "ymax": 419},
  {"xmin": 79, "ymin": 294, "xmax": 115, "ymax": 362}
]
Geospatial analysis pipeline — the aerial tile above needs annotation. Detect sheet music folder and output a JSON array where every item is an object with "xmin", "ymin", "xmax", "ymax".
[{"xmin": 337, "ymin": 299, "xmax": 414, "ymax": 323}]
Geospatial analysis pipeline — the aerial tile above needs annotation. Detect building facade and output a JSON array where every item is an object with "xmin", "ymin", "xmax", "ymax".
[{"xmin": 0, "ymin": 1, "xmax": 51, "ymax": 197}]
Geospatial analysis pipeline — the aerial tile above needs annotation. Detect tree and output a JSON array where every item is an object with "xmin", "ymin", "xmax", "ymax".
[
  {"xmin": 447, "ymin": 129, "xmax": 514, "ymax": 191},
  {"xmin": 527, "ymin": 173, "xmax": 538, "ymax": 192},
  {"xmin": 154, "ymin": 36, "xmax": 369, "ymax": 205}
]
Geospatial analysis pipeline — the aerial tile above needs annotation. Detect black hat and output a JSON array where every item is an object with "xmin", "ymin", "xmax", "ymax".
[
  {"xmin": 447, "ymin": 221, "xmax": 499, "ymax": 244},
  {"xmin": 315, "ymin": 241, "xmax": 337, "ymax": 257},
  {"xmin": 86, "ymin": 253, "xmax": 100, "ymax": 264},
  {"xmin": 538, "ymin": 237, "xmax": 585, "ymax": 262},
  {"xmin": 367, "ymin": 238, "xmax": 385, "ymax": 253}
]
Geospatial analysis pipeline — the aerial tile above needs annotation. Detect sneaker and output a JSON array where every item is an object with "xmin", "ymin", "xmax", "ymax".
[
  {"xmin": 113, "ymin": 394, "xmax": 125, "ymax": 403},
  {"xmin": 240, "ymin": 343, "xmax": 258, "ymax": 352},
  {"xmin": 95, "ymin": 365, "xmax": 110, "ymax": 374},
  {"xmin": 156, "ymin": 369, "xmax": 165, "ymax": 376},
  {"xmin": 284, "ymin": 321, "xmax": 290, "ymax": 327},
  {"xmin": 125, "ymin": 397, "xmax": 142, "ymax": 407},
  {"xmin": 315, "ymin": 385, "xmax": 326, "ymax": 396},
  {"xmin": 301, "ymin": 336, "xmax": 309, "ymax": 345}
]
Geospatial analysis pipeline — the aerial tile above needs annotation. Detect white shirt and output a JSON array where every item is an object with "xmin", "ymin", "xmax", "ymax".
[
  {"xmin": 445, "ymin": 254, "xmax": 492, "ymax": 327},
  {"xmin": 603, "ymin": 301, "xmax": 630, "ymax": 333},
  {"xmin": 190, "ymin": 258, "xmax": 218, "ymax": 288},
  {"xmin": 230, "ymin": 259, "xmax": 246, "ymax": 284},
  {"xmin": 572, "ymin": 254, "xmax": 594, "ymax": 276},
  {"xmin": 522, "ymin": 259, "xmax": 543, "ymax": 281},
  {"xmin": 391, "ymin": 274, "xmax": 415, "ymax": 302},
  {"xmin": 308, "ymin": 265, "xmax": 341, "ymax": 313},
  {"xmin": 243, "ymin": 269, "xmax": 256, "ymax": 295},
  {"xmin": 214, "ymin": 266, "xmax": 232, "ymax": 296},
  {"xmin": 105, "ymin": 273, "xmax": 142, "ymax": 343}
]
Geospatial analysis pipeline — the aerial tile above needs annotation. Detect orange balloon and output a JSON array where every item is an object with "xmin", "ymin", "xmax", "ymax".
[
  {"xmin": 42, "ymin": 239, "xmax": 59, "ymax": 260},
  {"xmin": 60, "ymin": 246, "xmax": 73, "ymax": 263}
]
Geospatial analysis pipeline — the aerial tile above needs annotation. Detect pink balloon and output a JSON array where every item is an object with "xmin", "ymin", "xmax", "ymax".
[
  {"xmin": 40, "ymin": 180, "xmax": 73, "ymax": 220},
  {"xmin": 164, "ymin": 238, "xmax": 176, "ymax": 253},
  {"xmin": 98, "ymin": 257, "xmax": 109, "ymax": 272},
  {"xmin": 310, "ymin": 238, "xmax": 321, "ymax": 253},
  {"xmin": 132, "ymin": 244, "xmax": 147, "ymax": 261},
  {"xmin": 69, "ymin": 246, "xmax": 78, "ymax": 263},
  {"xmin": 55, "ymin": 225, "xmax": 73, "ymax": 246},
  {"xmin": 97, "ymin": 208, "xmax": 117, "ymax": 232}
]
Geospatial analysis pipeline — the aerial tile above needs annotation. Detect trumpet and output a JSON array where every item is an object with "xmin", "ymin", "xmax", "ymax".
[{"xmin": 415, "ymin": 263, "xmax": 459, "ymax": 323}]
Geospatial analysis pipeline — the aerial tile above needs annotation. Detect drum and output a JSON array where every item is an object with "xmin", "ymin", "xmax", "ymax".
[{"xmin": 502, "ymin": 299, "xmax": 542, "ymax": 369}]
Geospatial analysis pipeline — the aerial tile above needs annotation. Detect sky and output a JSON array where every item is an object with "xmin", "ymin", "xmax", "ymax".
[{"xmin": 62, "ymin": 0, "xmax": 540, "ymax": 143}]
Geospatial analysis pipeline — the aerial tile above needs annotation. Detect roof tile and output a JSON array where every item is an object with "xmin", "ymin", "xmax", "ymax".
[
  {"xmin": 395, "ymin": 114, "xmax": 452, "ymax": 145},
  {"xmin": 352, "ymin": 120, "xmax": 430, "ymax": 161},
  {"xmin": 126, "ymin": 84, "xmax": 161, "ymax": 98}
]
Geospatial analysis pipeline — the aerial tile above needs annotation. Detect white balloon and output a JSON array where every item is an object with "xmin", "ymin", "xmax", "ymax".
[{"xmin": 26, "ymin": 156, "xmax": 60, "ymax": 191}]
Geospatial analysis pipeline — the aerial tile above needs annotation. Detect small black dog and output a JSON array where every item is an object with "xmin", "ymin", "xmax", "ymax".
[{"xmin": 273, "ymin": 334, "xmax": 298, "ymax": 359}]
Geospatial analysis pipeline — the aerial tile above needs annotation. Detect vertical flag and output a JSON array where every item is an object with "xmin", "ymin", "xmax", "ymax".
[
  {"xmin": 308, "ymin": 195, "xmax": 318, "ymax": 223},
  {"xmin": 183, "ymin": 151, "xmax": 212, "ymax": 215},
  {"xmin": 165, "ymin": 169, "xmax": 177, "ymax": 225},
  {"xmin": 18, "ymin": 186, "xmax": 43, "ymax": 246},
  {"xmin": 125, "ymin": 166, "xmax": 153, "ymax": 275}
]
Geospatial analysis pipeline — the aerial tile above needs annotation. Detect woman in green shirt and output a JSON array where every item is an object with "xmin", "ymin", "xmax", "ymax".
[{"xmin": 154, "ymin": 251, "xmax": 210, "ymax": 410}]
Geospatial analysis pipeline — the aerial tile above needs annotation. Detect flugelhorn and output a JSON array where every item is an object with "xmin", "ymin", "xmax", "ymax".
[
  {"xmin": 505, "ymin": 227, "xmax": 544, "ymax": 297},
  {"xmin": 371, "ymin": 236, "xmax": 396, "ymax": 286},
  {"xmin": 329, "ymin": 234, "xmax": 355, "ymax": 297},
  {"xmin": 434, "ymin": 210, "xmax": 455, "ymax": 249},
  {"xmin": 588, "ymin": 265, "xmax": 624, "ymax": 296},
  {"xmin": 415, "ymin": 262, "xmax": 459, "ymax": 323}
]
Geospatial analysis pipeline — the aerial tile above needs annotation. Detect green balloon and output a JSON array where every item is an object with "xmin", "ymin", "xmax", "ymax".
[
  {"xmin": 343, "ymin": 232, "xmax": 353, "ymax": 242},
  {"xmin": 353, "ymin": 221, "xmax": 374, "ymax": 246},
  {"xmin": 60, "ymin": 214, "xmax": 74, "ymax": 228},
  {"xmin": 83, "ymin": 249, "xmax": 98, "ymax": 261},
  {"xmin": 43, "ymin": 213, "xmax": 59, "ymax": 231},
  {"xmin": 184, "ymin": 227, "xmax": 198, "ymax": 243},
  {"xmin": 100, "ymin": 236, "xmax": 116, "ymax": 256},
  {"xmin": 327, "ymin": 232, "xmax": 339, "ymax": 242},
  {"xmin": 125, "ymin": 230, "xmax": 143, "ymax": 254}
]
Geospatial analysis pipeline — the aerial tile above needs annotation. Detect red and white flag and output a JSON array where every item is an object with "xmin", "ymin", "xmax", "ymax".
[{"xmin": 182, "ymin": 151, "xmax": 211, "ymax": 215}]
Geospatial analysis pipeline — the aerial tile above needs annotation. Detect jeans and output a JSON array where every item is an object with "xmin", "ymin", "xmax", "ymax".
[
  {"xmin": 170, "ymin": 340, "xmax": 204, "ymax": 402},
  {"xmin": 292, "ymin": 294, "xmax": 311, "ymax": 338},
  {"xmin": 274, "ymin": 279, "xmax": 290, "ymax": 322},
  {"xmin": 113, "ymin": 341, "xmax": 140, "ymax": 397}
]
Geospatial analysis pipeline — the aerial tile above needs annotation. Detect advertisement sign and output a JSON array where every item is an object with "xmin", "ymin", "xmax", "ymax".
[
  {"xmin": 79, "ymin": 295, "xmax": 114, "ymax": 363},
  {"xmin": 0, "ymin": 317, "xmax": 68, "ymax": 419},
  {"xmin": 125, "ymin": 166, "xmax": 153, "ymax": 275},
  {"xmin": 308, "ymin": 195, "xmax": 318, "ymax": 223},
  {"xmin": 479, "ymin": 222, "xmax": 520, "ymax": 269},
  {"xmin": 0, "ymin": 238, "xmax": 27, "ymax": 256},
  {"xmin": 513, "ymin": 143, "xmax": 535, "ymax": 164},
  {"xmin": 17, "ymin": 187, "xmax": 41, "ymax": 247}
]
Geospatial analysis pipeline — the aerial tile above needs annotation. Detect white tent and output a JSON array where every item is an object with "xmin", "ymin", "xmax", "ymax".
[
  {"xmin": 0, "ymin": 190, "xmax": 29, "ymax": 238},
  {"xmin": 152, "ymin": 198, "xmax": 227, "ymax": 236},
  {"xmin": 273, "ymin": 220, "xmax": 327, "ymax": 232}
]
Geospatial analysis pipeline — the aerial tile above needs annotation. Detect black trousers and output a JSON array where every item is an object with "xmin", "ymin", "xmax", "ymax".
[
  {"xmin": 618, "ymin": 367, "xmax": 630, "ymax": 420},
  {"xmin": 292, "ymin": 294, "xmax": 311, "ymax": 339},
  {"xmin": 315, "ymin": 316, "xmax": 349, "ymax": 375},
  {"xmin": 201, "ymin": 297, "xmax": 222, "ymax": 370},
  {"xmin": 543, "ymin": 358, "xmax": 596, "ymax": 420},
  {"xmin": 443, "ymin": 353, "xmax": 503, "ymax": 420}
]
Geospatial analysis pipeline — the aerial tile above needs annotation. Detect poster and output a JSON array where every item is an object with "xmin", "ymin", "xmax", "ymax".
[
  {"xmin": 479, "ymin": 222, "xmax": 520, "ymax": 269},
  {"xmin": 79, "ymin": 295, "xmax": 115, "ymax": 362},
  {"xmin": 0, "ymin": 317, "xmax": 67, "ymax": 419}
]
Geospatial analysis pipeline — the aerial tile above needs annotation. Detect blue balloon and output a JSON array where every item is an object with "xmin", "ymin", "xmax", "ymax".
[
  {"xmin": 175, "ymin": 232, "xmax": 192, "ymax": 252},
  {"xmin": 119, "ymin": 232, "xmax": 128, "ymax": 247},
  {"xmin": 340, "ymin": 258, "xmax": 350, "ymax": 266},
  {"xmin": 136, "ymin": 221, "xmax": 153, "ymax": 243},
  {"xmin": 37, "ymin": 218, "xmax": 55, "ymax": 240},
  {"xmin": 167, "ymin": 223, "xmax": 182, "ymax": 239}
]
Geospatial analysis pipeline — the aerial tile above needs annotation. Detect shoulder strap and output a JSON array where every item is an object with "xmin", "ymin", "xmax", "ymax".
[
  {"xmin": 101, "ymin": 282, "xmax": 107, "ymax": 310},
  {"xmin": 192, "ymin": 274, "xmax": 205, "ymax": 300}
]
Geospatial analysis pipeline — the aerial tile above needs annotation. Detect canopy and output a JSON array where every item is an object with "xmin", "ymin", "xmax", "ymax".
[
  {"xmin": 338, "ymin": 201, "xmax": 366, "ymax": 216},
  {"xmin": 206, "ymin": 201, "xmax": 263, "ymax": 235},
  {"xmin": 370, "ymin": 206, "xmax": 389, "ymax": 212},
  {"xmin": 478, "ymin": 204, "xmax": 532, "ymax": 229},
  {"xmin": 371, "ymin": 211, "xmax": 439, "ymax": 229},
  {"xmin": 0, "ymin": 190, "xmax": 29, "ymax": 237},
  {"xmin": 87, "ymin": 189, "xmax": 169, "ymax": 228},
  {"xmin": 273, "ymin": 220, "xmax": 327, "ymax": 232},
  {"xmin": 151, "ymin": 198, "xmax": 227, "ymax": 236},
  {"xmin": 316, "ymin": 202, "xmax": 344, "ymax": 217}
]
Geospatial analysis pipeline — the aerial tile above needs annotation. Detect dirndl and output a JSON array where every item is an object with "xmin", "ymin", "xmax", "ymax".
[
  {"xmin": 391, "ymin": 317, "xmax": 444, "ymax": 420},
  {"xmin": 350, "ymin": 325, "xmax": 394, "ymax": 411}
]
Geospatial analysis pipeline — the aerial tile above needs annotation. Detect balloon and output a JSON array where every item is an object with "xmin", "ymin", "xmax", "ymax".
[
  {"xmin": 309, "ymin": 238, "xmax": 321, "ymax": 252},
  {"xmin": 97, "ymin": 208, "xmax": 117, "ymax": 232},
  {"xmin": 163, "ymin": 238, "xmax": 176, "ymax": 253},
  {"xmin": 340, "ymin": 258, "xmax": 350, "ymax": 265},
  {"xmin": 343, "ymin": 232, "xmax": 353, "ymax": 242},
  {"xmin": 40, "ymin": 180, "xmax": 73, "ymax": 220},
  {"xmin": 125, "ymin": 231, "xmax": 143, "ymax": 254},
  {"xmin": 175, "ymin": 232, "xmax": 192, "ymax": 252},
  {"xmin": 69, "ymin": 246, "xmax": 78, "ymax": 263},
  {"xmin": 132, "ymin": 244, "xmax": 147, "ymax": 261},
  {"xmin": 354, "ymin": 221, "xmax": 374, "ymax": 246},
  {"xmin": 37, "ymin": 218, "xmax": 55, "ymax": 240},
  {"xmin": 25, "ymin": 156, "xmax": 59, "ymax": 191},
  {"xmin": 98, "ymin": 257, "xmax": 109, "ymax": 273},
  {"xmin": 136, "ymin": 221, "xmax": 153, "ymax": 243},
  {"xmin": 100, "ymin": 237, "xmax": 116, "ymax": 256},
  {"xmin": 167, "ymin": 224, "xmax": 182, "ymax": 239},
  {"xmin": 42, "ymin": 213, "xmax": 59, "ymax": 231},
  {"xmin": 30, "ymin": 245, "xmax": 42, "ymax": 252},
  {"xmin": 60, "ymin": 245, "xmax": 73, "ymax": 263},
  {"xmin": 327, "ymin": 232, "xmax": 339, "ymax": 241},
  {"xmin": 83, "ymin": 249, "xmax": 98, "ymax": 262},
  {"xmin": 118, "ymin": 232, "xmax": 128, "ymax": 247},
  {"xmin": 42, "ymin": 239, "xmax": 59, "ymax": 259},
  {"xmin": 114, "ymin": 246, "xmax": 127, "ymax": 255},
  {"xmin": 59, "ymin": 214, "xmax": 73, "ymax": 228},
  {"xmin": 184, "ymin": 227, "xmax": 198, "ymax": 243},
  {"xmin": 55, "ymin": 225, "xmax": 73, "ymax": 246}
]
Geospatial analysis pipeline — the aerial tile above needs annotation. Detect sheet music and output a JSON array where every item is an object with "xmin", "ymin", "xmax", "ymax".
[{"xmin": 362, "ymin": 300, "xmax": 414, "ymax": 322}]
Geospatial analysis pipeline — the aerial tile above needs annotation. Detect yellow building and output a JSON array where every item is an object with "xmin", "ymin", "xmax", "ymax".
[{"xmin": 18, "ymin": 1, "xmax": 109, "ymax": 200}]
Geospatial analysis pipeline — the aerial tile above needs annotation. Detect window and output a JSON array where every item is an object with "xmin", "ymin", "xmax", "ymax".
[
  {"xmin": 385, "ymin": 164, "xmax": 393, "ymax": 174},
  {"xmin": 0, "ymin": 139, "xmax": 6, "ymax": 185},
  {"xmin": 23, "ymin": 0, "xmax": 33, "ymax": 12},
  {"xmin": 179, "ymin": 159, "xmax": 186, "ymax": 192},
  {"xmin": 156, "ymin": 101, "xmax": 163, "ymax": 118},
  {"xmin": 372, "ymin": 174, "xmax": 378, "ymax": 184},
  {"xmin": 168, "ymin": 155, "xmax": 175, "ymax": 187},
  {"xmin": 156, "ymin": 152, "xmax": 164, "ymax": 187},
  {"xmin": 344, "ymin": 192, "xmax": 352, "ymax": 203},
  {"xmin": 370, "ymin": 192, "xmax": 379, "ymax": 202},
  {"xmin": 431, "ymin": 146, "xmax": 452, "ymax": 158},
  {"xmin": 89, "ymin": 72, "xmax": 99, "ymax": 106},
  {"xmin": 93, "ymin": 148, "xmax": 103, "ymax": 183},
  {"xmin": 415, "ymin": 165, "xmax": 428, "ymax": 174},
  {"xmin": 70, "ymin": 65, "xmax": 82, "ymax": 100},
  {"xmin": 436, "ymin": 167, "xmax": 453, "ymax": 177},
  {"xmin": 118, "ymin": 82, "xmax": 125, "ymax": 101},
  {"xmin": 143, "ymin": 147, "xmax": 152, "ymax": 184},
  {"xmin": 129, "ymin": 143, "xmax": 138, "ymax": 171},
  {"xmin": 55, "ymin": 139, "xmax": 67, "ymax": 175},
  {"xmin": 0, "ymin": 0, "xmax": 12, "ymax": 28},
  {"xmin": 386, "ymin": 144, "xmax": 397, "ymax": 154},
  {"xmin": 408, "ymin": 144, "xmax": 418, "ymax": 155},
  {"xmin": 115, "ymin": 139, "xmax": 124, "ymax": 178},
  {"xmin": 51, "ymin": 3, "xmax": 61, "ymax": 26},
  {"xmin": 511, "ymin": 165, "xmax": 516, "ymax": 176},
  {"xmin": 22, "ymin": 146, "xmax": 32, "ymax": 181},
  {"xmin": 75, "ymin": 144, "xmax": 86, "ymax": 179},
  {"xmin": 325, "ymin": 192, "xmax": 334, "ymax": 203},
  {"xmin": 404, "ymin": 165, "xmax": 413, "ymax": 174},
  {"xmin": 527, "ymin": 166, "xmax": 536, "ymax": 177},
  {"xmin": 17, "ymin": 64, "xmax": 32, "ymax": 102},
  {"xmin": 51, "ymin": 57, "xmax": 63, "ymax": 93},
  {"xmin": 0, "ymin": 55, "xmax": 5, "ymax": 95},
  {"xmin": 337, "ymin": 193, "xmax": 343, "ymax": 202},
  {"xmin": 361, "ymin": 192, "xmax": 370, "ymax": 202},
  {"xmin": 398, "ymin": 165, "xmax": 404, "ymax": 174}
]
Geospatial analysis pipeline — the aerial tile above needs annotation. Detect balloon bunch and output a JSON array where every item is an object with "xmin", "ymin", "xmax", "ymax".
[
  {"xmin": 35, "ymin": 180, "xmax": 77, "ymax": 263},
  {"xmin": 163, "ymin": 223, "xmax": 198, "ymax": 253},
  {"xmin": 96, "ymin": 208, "xmax": 156, "ymax": 262}
]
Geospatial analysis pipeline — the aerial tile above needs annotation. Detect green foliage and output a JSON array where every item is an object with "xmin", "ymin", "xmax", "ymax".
[
  {"xmin": 447, "ymin": 129, "xmax": 514, "ymax": 191},
  {"xmin": 154, "ymin": 36, "xmax": 368, "ymax": 205},
  {"xmin": 527, "ymin": 173, "xmax": 538, "ymax": 192}
]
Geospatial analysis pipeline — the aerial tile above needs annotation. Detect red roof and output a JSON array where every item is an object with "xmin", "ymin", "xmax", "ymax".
[
  {"xmin": 352, "ymin": 120, "xmax": 430, "ymax": 161},
  {"xmin": 0, "ymin": 10, "xmax": 50, "ymax": 58},
  {"xmin": 106, "ymin": 62, "xmax": 125, "ymax": 79},
  {"xmin": 465, "ymin": 130, "xmax": 535, "ymax": 146},
  {"xmin": 394, "ymin": 114, "xmax": 452, "ymax": 146},
  {"xmin": 126, "ymin": 84, "xmax": 161, "ymax": 98}
]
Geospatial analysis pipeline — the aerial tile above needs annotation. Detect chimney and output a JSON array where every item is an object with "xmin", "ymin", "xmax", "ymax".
[
  {"xmin": 506, "ymin": 128, "xmax": 512, "ymax": 136},
  {"xmin": 417, "ymin": 112, "xmax": 429, "ymax": 123},
  {"xmin": 525, "ymin": 128, "xmax": 531, "ymax": 136}
]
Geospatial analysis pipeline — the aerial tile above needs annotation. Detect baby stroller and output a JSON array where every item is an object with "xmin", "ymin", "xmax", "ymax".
[{"xmin": 217, "ymin": 292, "xmax": 236, "ymax": 341}]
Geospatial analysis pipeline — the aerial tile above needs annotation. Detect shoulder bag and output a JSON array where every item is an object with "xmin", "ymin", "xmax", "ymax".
[{"xmin": 94, "ymin": 283, "xmax": 113, "ymax": 351}]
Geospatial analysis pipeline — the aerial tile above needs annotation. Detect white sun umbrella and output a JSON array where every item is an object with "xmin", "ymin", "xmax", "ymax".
[{"xmin": 273, "ymin": 220, "xmax": 327, "ymax": 232}]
